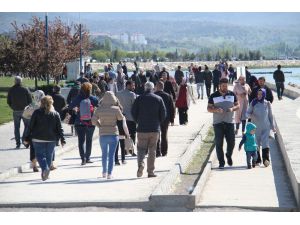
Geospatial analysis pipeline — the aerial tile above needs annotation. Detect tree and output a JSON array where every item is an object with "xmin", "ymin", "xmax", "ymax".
[{"xmin": 10, "ymin": 16, "xmax": 89, "ymax": 87}]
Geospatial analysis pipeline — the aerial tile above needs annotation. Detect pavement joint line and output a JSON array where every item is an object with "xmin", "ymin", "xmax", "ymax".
[{"xmin": 0, "ymin": 135, "xmax": 98, "ymax": 182}]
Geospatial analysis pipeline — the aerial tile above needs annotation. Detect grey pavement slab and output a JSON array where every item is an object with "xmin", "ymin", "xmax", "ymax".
[
  {"xmin": 198, "ymin": 91, "xmax": 297, "ymax": 209},
  {"xmin": 0, "ymin": 121, "xmax": 79, "ymax": 173},
  {"xmin": 0, "ymin": 98, "xmax": 212, "ymax": 207}
]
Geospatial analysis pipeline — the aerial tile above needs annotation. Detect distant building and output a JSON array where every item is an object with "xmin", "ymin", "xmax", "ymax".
[
  {"xmin": 120, "ymin": 33, "xmax": 129, "ymax": 44},
  {"xmin": 130, "ymin": 33, "xmax": 147, "ymax": 45}
]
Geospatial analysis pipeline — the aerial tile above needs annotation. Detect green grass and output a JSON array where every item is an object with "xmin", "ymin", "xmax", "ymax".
[
  {"xmin": 0, "ymin": 92, "xmax": 12, "ymax": 125},
  {"xmin": 0, "ymin": 77, "xmax": 48, "ymax": 89}
]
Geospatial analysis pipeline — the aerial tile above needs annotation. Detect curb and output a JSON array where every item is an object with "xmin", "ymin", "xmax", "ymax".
[
  {"xmin": 0, "ymin": 135, "xmax": 98, "ymax": 182},
  {"xmin": 147, "ymin": 121, "xmax": 212, "ymax": 211}
]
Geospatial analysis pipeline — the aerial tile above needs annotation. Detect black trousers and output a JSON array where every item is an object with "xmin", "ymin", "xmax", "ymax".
[
  {"xmin": 115, "ymin": 139, "xmax": 125, "ymax": 162},
  {"xmin": 213, "ymin": 122, "xmax": 235, "ymax": 166},
  {"xmin": 213, "ymin": 83, "xmax": 219, "ymax": 93},
  {"xmin": 256, "ymin": 148, "xmax": 270, "ymax": 164},
  {"xmin": 126, "ymin": 120, "xmax": 137, "ymax": 144},
  {"xmin": 205, "ymin": 82, "xmax": 212, "ymax": 98},
  {"xmin": 156, "ymin": 120, "xmax": 170, "ymax": 156},
  {"xmin": 178, "ymin": 107, "xmax": 188, "ymax": 125}
]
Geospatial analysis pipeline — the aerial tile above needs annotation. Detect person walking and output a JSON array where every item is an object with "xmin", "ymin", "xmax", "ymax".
[
  {"xmin": 207, "ymin": 78, "xmax": 240, "ymax": 169},
  {"xmin": 204, "ymin": 65, "xmax": 213, "ymax": 98},
  {"xmin": 155, "ymin": 81, "xmax": 175, "ymax": 157},
  {"xmin": 22, "ymin": 90, "xmax": 45, "ymax": 172},
  {"xmin": 212, "ymin": 64, "xmax": 222, "ymax": 92},
  {"xmin": 122, "ymin": 61, "xmax": 128, "ymax": 78},
  {"xmin": 174, "ymin": 66, "xmax": 184, "ymax": 86},
  {"xmin": 134, "ymin": 69, "xmax": 147, "ymax": 95},
  {"xmin": 249, "ymin": 77, "xmax": 274, "ymax": 104},
  {"xmin": 7, "ymin": 76, "xmax": 32, "ymax": 148},
  {"xmin": 52, "ymin": 85, "xmax": 67, "ymax": 119},
  {"xmin": 24, "ymin": 96, "xmax": 65, "ymax": 181},
  {"xmin": 194, "ymin": 66, "xmax": 205, "ymax": 99},
  {"xmin": 233, "ymin": 75, "xmax": 251, "ymax": 135},
  {"xmin": 228, "ymin": 64, "xmax": 235, "ymax": 84},
  {"xmin": 175, "ymin": 79, "xmax": 195, "ymax": 125},
  {"xmin": 161, "ymin": 72, "xmax": 176, "ymax": 101},
  {"xmin": 132, "ymin": 82, "xmax": 167, "ymax": 178},
  {"xmin": 273, "ymin": 64, "xmax": 285, "ymax": 100},
  {"xmin": 116, "ymin": 80, "xmax": 138, "ymax": 161},
  {"xmin": 92, "ymin": 92, "xmax": 130, "ymax": 179},
  {"xmin": 238, "ymin": 122, "xmax": 258, "ymax": 169},
  {"xmin": 247, "ymin": 89, "xmax": 276, "ymax": 167},
  {"xmin": 116, "ymin": 68, "xmax": 126, "ymax": 92},
  {"xmin": 68, "ymin": 82, "xmax": 99, "ymax": 165}
]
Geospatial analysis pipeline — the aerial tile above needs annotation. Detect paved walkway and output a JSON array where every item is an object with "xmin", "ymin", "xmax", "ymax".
[
  {"xmin": 0, "ymin": 98, "xmax": 212, "ymax": 206},
  {"xmin": 198, "ymin": 91, "xmax": 297, "ymax": 210},
  {"xmin": 0, "ymin": 121, "xmax": 79, "ymax": 173}
]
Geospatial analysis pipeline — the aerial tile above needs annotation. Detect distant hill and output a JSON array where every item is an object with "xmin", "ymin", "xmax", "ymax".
[{"xmin": 1, "ymin": 12, "xmax": 300, "ymax": 56}]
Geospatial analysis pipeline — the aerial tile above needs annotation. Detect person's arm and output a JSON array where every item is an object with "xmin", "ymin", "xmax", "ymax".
[
  {"xmin": 7, "ymin": 89, "xmax": 12, "ymax": 108},
  {"xmin": 169, "ymin": 96, "xmax": 175, "ymax": 124},
  {"xmin": 267, "ymin": 87, "xmax": 274, "ymax": 103},
  {"xmin": 55, "ymin": 113, "xmax": 65, "ymax": 146},
  {"xmin": 267, "ymin": 102, "xmax": 276, "ymax": 132},
  {"xmin": 91, "ymin": 108, "xmax": 101, "ymax": 128},
  {"xmin": 169, "ymin": 82, "xmax": 176, "ymax": 100},
  {"xmin": 159, "ymin": 99, "xmax": 167, "ymax": 123},
  {"xmin": 239, "ymin": 135, "xmax": 246, "ymax": 150},
  {"xmin": 131, "ymin": 97, "xmax": 139, "ymax": 123},
  {"xmin": 122, "ymin": 119, "xmax": 130, "ymax": 138}
]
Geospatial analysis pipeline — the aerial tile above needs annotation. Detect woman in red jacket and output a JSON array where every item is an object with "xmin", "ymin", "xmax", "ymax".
[{"xmin": 175, "ymin": 79, "xmax": 195, "ymax": 125}]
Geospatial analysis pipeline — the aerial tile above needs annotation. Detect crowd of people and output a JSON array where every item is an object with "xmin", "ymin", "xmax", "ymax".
[{"xmin": 6, "ymin": 61, "xmax": 285, "ymax": 181}]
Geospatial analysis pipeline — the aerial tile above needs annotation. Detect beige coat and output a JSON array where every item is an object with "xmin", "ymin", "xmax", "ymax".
[{"xmin": 233, "ymin": 82, "xmax": 251, "ymax": 123}]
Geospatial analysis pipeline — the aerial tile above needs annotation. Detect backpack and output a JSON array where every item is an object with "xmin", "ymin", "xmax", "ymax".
[{"xmin": 79, "ymin": 98, "xmax": 94, "ymax": 121}]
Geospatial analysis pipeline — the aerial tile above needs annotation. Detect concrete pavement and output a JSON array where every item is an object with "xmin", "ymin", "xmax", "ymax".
[{"xmin": 0, "ymin": 97, "xmax": 212, "ymax": 208}]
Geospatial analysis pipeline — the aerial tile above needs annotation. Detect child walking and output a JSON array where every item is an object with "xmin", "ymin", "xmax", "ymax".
[{"xmin": 239, "ymin": 123, "xmax": 258, "ymax": 169}]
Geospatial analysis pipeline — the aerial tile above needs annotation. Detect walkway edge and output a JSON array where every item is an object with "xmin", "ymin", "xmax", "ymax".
[
  {"xmin": 0, "ymin": 136, "xmax": 98, "ymax": 182},
  {"xmin": 147, "ymin": 120, "xmax": 212, "ymax": 211}
]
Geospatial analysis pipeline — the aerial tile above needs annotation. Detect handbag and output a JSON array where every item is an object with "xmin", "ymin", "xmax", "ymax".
[{"xmin": 125, "ymin": 137, "xmax": 134, "ymax": 155}]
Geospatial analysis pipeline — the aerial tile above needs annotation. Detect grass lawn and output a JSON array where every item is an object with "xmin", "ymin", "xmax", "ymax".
[
  {"xmin": 0, "ymin": 92, "xmax": 12, "ymax": 125},
  {"xmin": 0, "ymin": 77, "xmax": 64, "ymax": 125},
  {"xmin": 0, "ymin": 77, "xmax": 48, "ymax": 89}
]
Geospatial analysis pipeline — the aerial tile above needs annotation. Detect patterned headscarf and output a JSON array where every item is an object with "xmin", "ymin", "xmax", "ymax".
[{"xmin": 252, "ymin": 88, "xmax": 266, "ymax": 107}]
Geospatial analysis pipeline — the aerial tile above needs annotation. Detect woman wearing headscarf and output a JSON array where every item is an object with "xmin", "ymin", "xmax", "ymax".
[
  {"xmin": 92, "ymin": 91, "xmax": 129, "ymax": 179},
  {"xmin": 247, "ymin": 89, "xmax": 276, "ymax": 167},
  {"xmin": 233, "ymin": 75, "xmax": 251, "ymax": 135},
  {"xmin": 23, "ymin": 90, "xmax": 45, "ymax": 172},
  {"xmin": 24, "ymin": 96, "xmax": 65, "ymax": 181}
]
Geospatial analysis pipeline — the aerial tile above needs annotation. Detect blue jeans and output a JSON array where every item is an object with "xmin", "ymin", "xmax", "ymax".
[
  {"xmin": 75, "ymin": 125, "xmax": 95, "ymax": 161},
  {"xmin": 246, "ymin": 151, "xmax": 258, "ymax": 167},
  {"xmin": 33, "ymin": 142, "xmax": 56, "ymax": 172},
  {"xmin": 100, "ymin": 135, "xmax": 119, "ymax": 175},
  {"xmin": 13, "ymin": 111, "xmax": 28, "ymax": 146}
]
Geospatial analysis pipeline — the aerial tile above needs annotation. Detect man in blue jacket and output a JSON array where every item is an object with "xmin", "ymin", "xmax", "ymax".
[{"xmin": 132, "ymin": 82, "xmax": 167, "ymax": 178}]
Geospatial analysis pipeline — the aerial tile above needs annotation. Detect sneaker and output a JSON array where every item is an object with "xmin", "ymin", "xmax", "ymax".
[
  {"xmin": 198, "ymin": 95, "xmax": 200, "ymax": 99},
  {"xmin": 115, "ymin": 161, "xmax": 121, "ymax": 166},
  {"xmin": 218, "ymin": 164, "xmax": 225, "ymax": 169},
  {"xmin": 263, "ymin": 160, "xmax": 270, "ymax": 167},
  {"xmin": 247, "ymin": 165, "xmax": 252, "ymax": 169},
  {"xmin": 137, "ymin": 165, "xmax": 144, "ymax": 177},
  {"xmin": 148, "ymin": 174, "xmax": 157, "ymax": 178},
  {"xmin": 23, "ymin": 142, "xmax": 29, "ymax": 148},
  {"xmin": 132, "ymin": 152, "xmax": 137, "ymax": 157},
  {"xmin": 107, "ymin": 174, "xmax": 112, "ymax": 179},
  {"xmin": 44, "ymin": 169, "xmax": 50, "ymax": 180},
  {"xmin": 81, "ymin": 159, "xmax": 86, "ymax": 166},
  {"xmin": 252, "ymin": 164, "xmax": 256, "ymax": 168},
  {"xmin": 122, "ymin": 160, "xmax": 127, "ymax": 164},
  {"xmin": 16, "ymin": 144, "xmax": 21, "ymax": 149},
  {"xmin": 33, "ymin": 166, "xmax": 39, "ymax": 172},
  {"xmin": 86, "ymin": 160, "xmax": 93, "ymax": 164},
  {"xmin": 102, "ymin": 173, "xmax": 107, "ymax": 178}
]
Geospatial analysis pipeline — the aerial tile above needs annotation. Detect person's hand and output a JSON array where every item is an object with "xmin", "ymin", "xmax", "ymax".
[
  {"xmin": 125, "ymin": 133, "xmax": 130, "ymax": 139},
  {"xmin": 216, "ymin": 108, "xmax": 224, "ymax": 113},
  {"xmin": 61, "ymin": 140, "xmax": 66, "ymax": 147},
  {"xmin": 23, "ymin": 140, "xmax": 29, "ymax": 145},
  {"xmin": 226, "ymin": 108, "xmax": 233, "ymax": 113}
]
